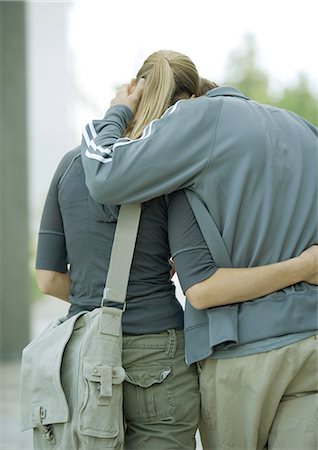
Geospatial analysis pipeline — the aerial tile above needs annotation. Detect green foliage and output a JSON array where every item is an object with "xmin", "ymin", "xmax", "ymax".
[
  {"xmin": 224, "ymin": 34, "xmax": 270, "ymax": 104},
  {"xmin": 275, "ymin": 73, "xmax": 318, "ymax": 125},
  {"xmin": 223, "ymin": 34, "xmax": 317, "ymax": 125}
]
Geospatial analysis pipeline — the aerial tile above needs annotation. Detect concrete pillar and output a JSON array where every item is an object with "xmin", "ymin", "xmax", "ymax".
[{"xmin": 0, "ymin": 1, "xmax": 30, "ymax": 360}]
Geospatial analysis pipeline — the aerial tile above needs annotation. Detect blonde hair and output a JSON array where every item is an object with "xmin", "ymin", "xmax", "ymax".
[{"xmin": 126, "ymin": 50, "xmax": 202, "ymax": 139}]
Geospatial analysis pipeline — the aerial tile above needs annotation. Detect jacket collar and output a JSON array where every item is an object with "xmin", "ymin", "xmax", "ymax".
[{"xmin": 206, "ymin": 86, "xmax": 250, "ymax": 100}]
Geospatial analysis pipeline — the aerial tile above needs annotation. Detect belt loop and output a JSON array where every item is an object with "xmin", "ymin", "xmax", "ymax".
[{"xmin": 165, "ymin": 329, "xmax": 177, "ymax": 358}]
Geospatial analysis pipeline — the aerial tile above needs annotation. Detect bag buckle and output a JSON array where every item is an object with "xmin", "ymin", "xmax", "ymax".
[
  {"xmin": 33, "ymin": 406, "xmax": 56, "ymax": 444},
  {"xmin": 90, "ymin": 364, "xmax": 125, "ymax": 405}
]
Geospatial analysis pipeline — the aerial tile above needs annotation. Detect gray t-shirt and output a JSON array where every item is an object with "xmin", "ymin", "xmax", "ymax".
[
  {"xmin": 36, "ymin": 148, "xmax": 184, "ymax": 335},
  {"xmin": 168, "ymin": 190, "xmax": 217, "ymax": 290}
]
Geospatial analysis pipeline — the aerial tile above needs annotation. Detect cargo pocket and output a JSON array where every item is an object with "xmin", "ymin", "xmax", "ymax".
[
  {"xmin": 78, "ymin": 361, "xmax": 125, "ymax": 440},
  {"xmin": 124, "ymin": 364, "xmax": 174, "ymax": 420}
]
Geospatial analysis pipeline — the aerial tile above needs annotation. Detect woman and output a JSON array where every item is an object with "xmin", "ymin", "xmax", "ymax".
[
  {"xmin": 35, "ymin": 55, "xmax": 212, "ymax": 449},
  {"xmin": 36, "ymin": 50, "xmax": 317, "ymax": 450},
  {"xmin": 35, "ymin": 159, "xmax": 199, "ymax": 450}
]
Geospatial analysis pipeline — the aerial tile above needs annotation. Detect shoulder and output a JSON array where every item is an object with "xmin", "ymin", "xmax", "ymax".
[
  {"xmin": 54, "ymin": 146, "xmax": 82, "ymax": 185},
  {"xmin": 167, "ymin": 95, "xmax": 217, "ymax": 115},
  {"xmin": 162, "ymin": 96, "xmax": 221, "ymax": 131},
  {"xmin": 58, "ymin": 146, "xmax": 81, "ymax": 170}
]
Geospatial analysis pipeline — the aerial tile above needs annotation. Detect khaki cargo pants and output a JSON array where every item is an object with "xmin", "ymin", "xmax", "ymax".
[{"xmin": 198, "ymin": 335, "xmax": 318, "ymax": 450}]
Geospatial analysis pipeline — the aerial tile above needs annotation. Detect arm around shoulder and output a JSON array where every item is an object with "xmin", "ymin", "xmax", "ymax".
[{"xmin": 81, "ymin": 99, "xmax": 211, "ymax": 204}]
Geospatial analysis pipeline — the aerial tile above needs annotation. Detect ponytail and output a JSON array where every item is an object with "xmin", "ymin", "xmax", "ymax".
[
  {"xmin": 125, "ymin": 50, "xmax": 212, "ymax": 140},
  {"xmin": 126, "ymin": 53, "xmax": 175, "ymax": 139}
]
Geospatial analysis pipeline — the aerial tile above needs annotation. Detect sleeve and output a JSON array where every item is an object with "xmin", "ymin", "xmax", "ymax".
[
  {"xmin": 81, "ymin": 98, "xmax": 214, "ymax": 205},
  {"xmin": 168, "ymin": 190, "xmax": 217, "ymax": 293},
  {"xmin": 35, "ymin": 154, "xmax": 72, "ymax": 272}
]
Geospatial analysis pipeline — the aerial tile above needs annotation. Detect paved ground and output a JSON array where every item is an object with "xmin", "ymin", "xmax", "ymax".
[{"xmin": 0, "ymin": 295, "xmax": 202, "ymax": 450}]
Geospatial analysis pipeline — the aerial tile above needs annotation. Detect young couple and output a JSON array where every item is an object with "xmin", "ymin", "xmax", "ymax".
[{"xmin": 36, "ymin": 50, "xmax": 318, "ymax": 449}]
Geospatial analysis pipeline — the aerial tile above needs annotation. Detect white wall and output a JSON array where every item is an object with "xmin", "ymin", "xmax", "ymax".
[{"xmin": 26, "ymin": 1, "xmax": 76, "ymax": 233}]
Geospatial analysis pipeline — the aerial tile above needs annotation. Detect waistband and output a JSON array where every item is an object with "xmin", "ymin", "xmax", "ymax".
[
  {"xmin": 123, "ymin": 329, "xmax": 185, "ymax": 353},
  {"xmin": 73, "ymin": 314, "xmax": 185, "ymax": 354}
]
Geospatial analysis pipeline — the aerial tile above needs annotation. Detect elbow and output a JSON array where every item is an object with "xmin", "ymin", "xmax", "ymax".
[
  {"xmin": 185, "ymin": 277, "xmax": 224, "ymax": 310},
  {"xmin": 185, "ymin": 284, "xmax": 211, "ymax": 310},
  {"xmin": 36, "ymin": 270, "xmax": 58, "ymax": 296},
  {"xmin": 88, "ymin": 178, "xmax": 119, "ymax": 205},
  {"xmin": 88, "ymin": 182, "xmax": 108, "ymax": 204},
  {"xmin": 37, "ymin": 282, "xmax": 53, "ymax": 296},
  {"xmin": 188, "ymin": 297, "xmax": 207, "ymax": 310},
  {"xmin": 90, "ymin": 186, "xmax": 108, "ymax": 204}
]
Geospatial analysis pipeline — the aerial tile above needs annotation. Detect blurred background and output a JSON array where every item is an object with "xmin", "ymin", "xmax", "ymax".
[{"xmin": 0, "ymin": 0, "xmax": 317, "ymax": 448}]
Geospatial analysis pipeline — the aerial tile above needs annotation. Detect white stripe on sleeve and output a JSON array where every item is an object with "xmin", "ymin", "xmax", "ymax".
[
  {"xmin": 88, "ymin": 121, "xmax": 97, "ymax": 138},
  {"xmin": 84, "ymin": 149, "xmax": 113, "ymax": 163},
  {"xmin": 113, "ymin": 101, "xmax": 181, "ymax": 150},
  {"xmin": 83, "ymin": 124, "xmax": 113, "ymax": 157}
]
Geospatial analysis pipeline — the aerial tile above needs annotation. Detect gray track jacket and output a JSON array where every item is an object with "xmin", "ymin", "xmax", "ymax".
[{"xmin": 81, "ymin": 86, "xmax": 318, "ymax": 364}]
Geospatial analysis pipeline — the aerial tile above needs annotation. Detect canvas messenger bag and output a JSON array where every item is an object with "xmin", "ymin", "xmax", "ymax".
[{"xmin": 20, "ymin": 203, "xmax": 141, "ymax": 449}]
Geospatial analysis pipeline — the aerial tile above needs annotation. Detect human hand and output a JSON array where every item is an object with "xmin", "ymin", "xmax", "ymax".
[
  {"xmin": 298, "ymin": 245, "xmax": 318, "ymax": 285},
  {"xmin": 110, "ymin": 78, "xmax": 145, "ymax": 114},
  {"xmin": 169, "ymin": 257, "xmax": 176, "ymax": 280}
]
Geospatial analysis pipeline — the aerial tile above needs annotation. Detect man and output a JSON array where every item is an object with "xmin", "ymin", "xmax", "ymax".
[{"xmin": 81, "ymin": 71, "xmax": 318, "ymax": 449}]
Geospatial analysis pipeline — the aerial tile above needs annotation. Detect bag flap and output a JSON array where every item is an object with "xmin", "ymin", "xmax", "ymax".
[{"xmin": 20, "ymin": 312, "xmax": 86, "ymax": 431}]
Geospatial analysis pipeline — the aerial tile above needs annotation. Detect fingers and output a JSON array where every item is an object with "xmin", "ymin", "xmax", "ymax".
[
  {"xmin": 110, "ymin": 79, "xmax": 145, "ymax": 112},
  {"xmin": 110, "ymin": 83, "xmax": 129, "ymax": 107},
  {"xmin": 117, "ymin": 83, "xmax": 129, "ymax": 95},
  {"xmin": 117, "ymin": 79, "xmax": 144, "ymax": 98},
  {"xmin": 128, "ymin": 78, "xmax": 137, "ymax": 95},
  {"xmin": 134, "ymin": 78, "xmax": 145, "ymax": 95},
  {"xmin": 129, "ymin": 78, "xmax": 145, "ymax": 106}
]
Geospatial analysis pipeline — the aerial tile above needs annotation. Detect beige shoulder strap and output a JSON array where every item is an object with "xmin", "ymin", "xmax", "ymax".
[{"xmin": 102, "ymin": 203, "xmax": 141, "ymax": 306}]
